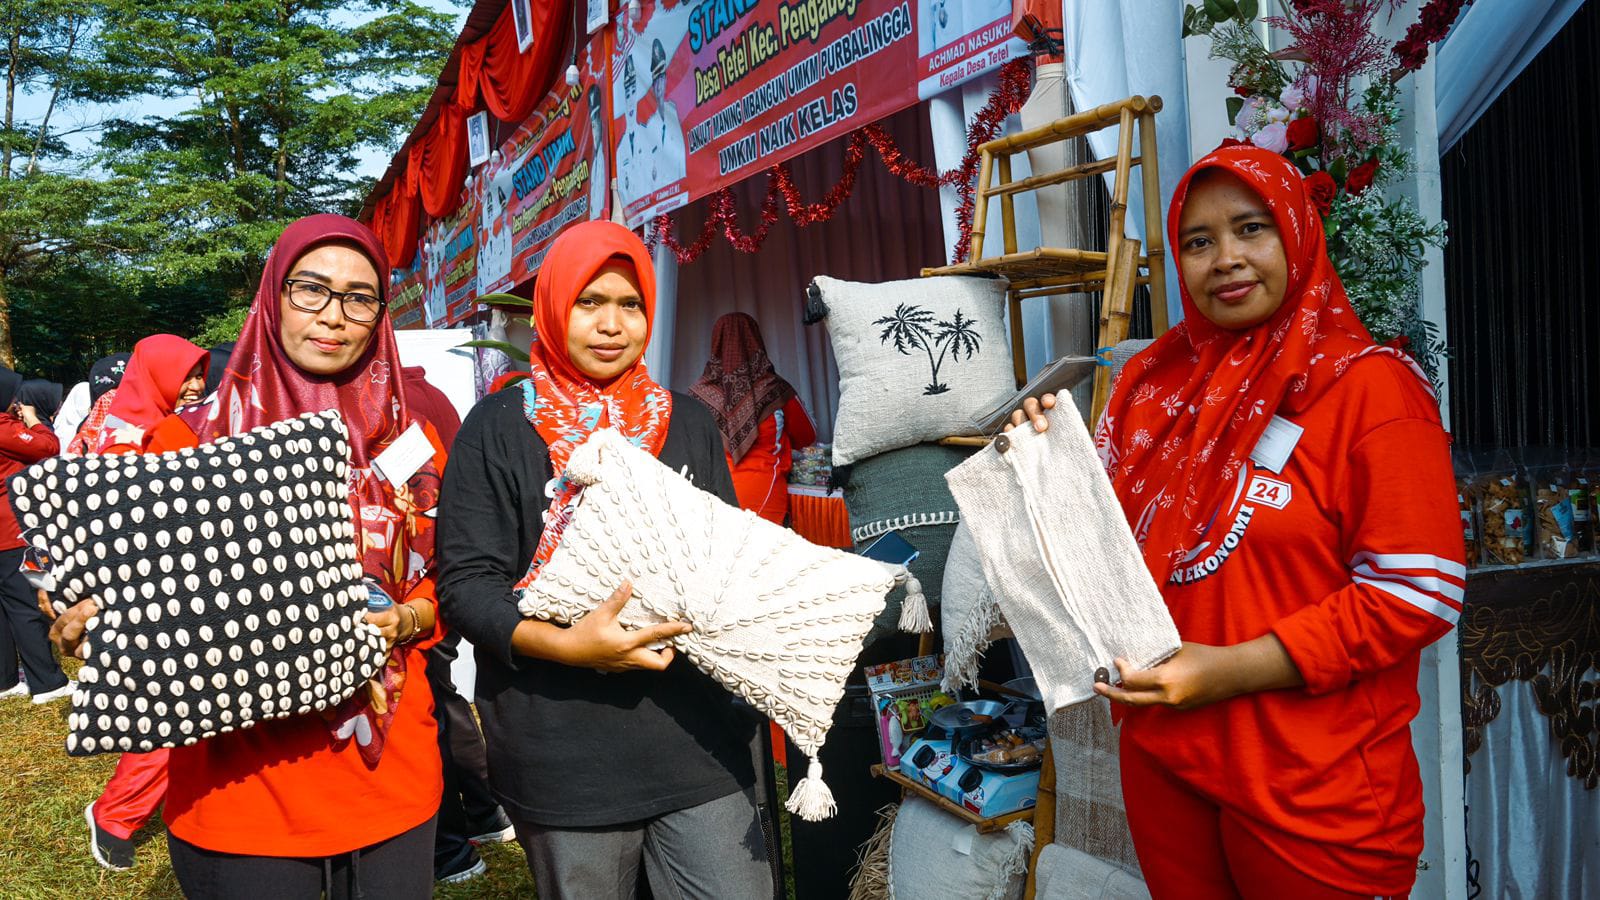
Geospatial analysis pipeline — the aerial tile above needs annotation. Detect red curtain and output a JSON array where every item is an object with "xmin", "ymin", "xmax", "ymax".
[
  {"xmin": 411, "ymin": 103, "xmax": 468, "ymax": 219},
  {"xmin": 455, "ymin": 0, "xmax": 569, "ymax": 125}
]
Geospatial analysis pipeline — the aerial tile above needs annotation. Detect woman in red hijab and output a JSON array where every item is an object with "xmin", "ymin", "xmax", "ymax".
[
  {"xmin": 1012, "ymin": 145, "xmax": 1462, "ymax": 898},
  {"xmin": 53, "ymin": 214, "xmax": 448, "ymax": 898},
  {"xmin": 689, "ymin": 313, "xmax": 815, "ymax": 523},
  {"xmin": 93, "ymin": 333, "xmax": 208, "ymax": 454},
  {"xmin": 438, "ymin": 221, "xmax": 771, "ymax": 898},
  {"xmin": 77, "ymin": 332, "xmax": 206, "ymax": 872}
]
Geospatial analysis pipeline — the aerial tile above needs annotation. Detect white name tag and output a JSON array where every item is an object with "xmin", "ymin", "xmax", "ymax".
[
  {"xmin": 1249, "ymin": 415, "xmax": 1303, "ymax": 474},
  {"xmin": 373, "ymin": 423, "xmax": 434, "ymax": 485}
]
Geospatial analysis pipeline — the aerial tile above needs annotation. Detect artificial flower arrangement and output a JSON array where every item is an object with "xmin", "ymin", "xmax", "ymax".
[{"xmin": 1183, "ymin": 0, "xmax": 1468, "ymax": 377}]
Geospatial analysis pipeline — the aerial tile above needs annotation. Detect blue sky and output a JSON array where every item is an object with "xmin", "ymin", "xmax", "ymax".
[{"xmin": 12, "ymin": 1, "xmax": 469, "ymax": 181}]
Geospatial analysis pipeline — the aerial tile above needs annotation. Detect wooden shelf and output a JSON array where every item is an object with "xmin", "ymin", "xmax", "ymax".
[
  {"xmin": 870, "ymin": 764, "xmax": 1037, "ymax": 834},
  {"xmin": 923, "ymin": 247, "xmax": 1108, "ymax": 282}
]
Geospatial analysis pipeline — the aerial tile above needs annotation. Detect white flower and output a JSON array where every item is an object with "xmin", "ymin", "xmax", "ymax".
[
  {"xmin": 1251, "ymin": 122, "xmax": 1289, "ymax": 154},
  {"xmin": 1266, "ymin": 104, "xmax": 1291, "ymax": 123},
  {"xmin": 1280, "ymin": 76, "xmax": 1317, "ymax": 112}
]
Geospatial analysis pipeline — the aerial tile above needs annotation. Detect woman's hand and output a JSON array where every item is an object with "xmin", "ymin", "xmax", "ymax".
[
  {"xmin": 548, "ymin": 582, "xmax": 692, "ymax": 673},
  {"xmin": 15, "ymin": 404, "xmax": 41, "ymax": 428},
  {"xmin": 1094, "ymin": 636, "xmax": 1304, "ymax": 710},
  {"xmin": 1005, "ymin": 393, "xmax": 1057, "ymax": 433},
  {"xmin": 363, "ymin": 600, "xmax": 430, "ymax": 649},
  {"xmin": 49, "ymin": 599, "xmax": 99, "ymax": 659},
  {"xmin": 36, "ymin": 590, "xmax": 55, "ymax": 621}
]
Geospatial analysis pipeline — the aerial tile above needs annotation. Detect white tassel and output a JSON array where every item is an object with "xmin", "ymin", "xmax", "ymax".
[
  {"xmin": 785, "ymin": 756, "xmax": 837, "ymax": 821},
  {"xmin": 561, "ymin": 429, "xmax": 614, "ymax": 485},
  {"xmin": 896, "ymin": 568, "xmax": 932, "ymax": 633}
]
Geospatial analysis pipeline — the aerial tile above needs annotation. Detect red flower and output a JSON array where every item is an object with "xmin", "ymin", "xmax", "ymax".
[
  {"xmin": 1286, "ymin": 116, "xmax": 1319, "ymax": 151},
  {"xmin": 1346, "ymin": 157, "xmax": 1380, "ymax": 194},
  {"xmin": 1233, "ymin": 85, "xmax": 1252, "ymax": 97},
  {"xmin": 1305, "ymin": 171, "xmax": 1337, "ymax": 216}
]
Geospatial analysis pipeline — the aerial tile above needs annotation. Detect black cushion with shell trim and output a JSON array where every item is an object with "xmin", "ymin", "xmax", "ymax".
[{"xmin": 7, "ymin": 410, "xmax": 386, "ymax": 756}]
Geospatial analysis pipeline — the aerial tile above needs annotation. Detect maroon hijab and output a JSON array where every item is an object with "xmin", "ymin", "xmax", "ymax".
[
  {"xmin": 688, "ymin": 313, "xmax": 796, "ymax": 462},
  {"xmin": 183, "ymin": 214, "xmax": 408, "ymax": 468}
]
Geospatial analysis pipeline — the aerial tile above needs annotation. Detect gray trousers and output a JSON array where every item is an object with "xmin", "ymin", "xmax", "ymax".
[{"xmin": 513, "ymin": 788, "xmax": 773, "ymax": 900}]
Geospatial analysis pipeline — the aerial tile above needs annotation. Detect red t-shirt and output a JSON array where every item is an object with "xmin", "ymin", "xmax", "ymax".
[
  {"xmin": 150, "ymin": 416, "xmax": 446, "ymax": 857},
  {"xmin": 1121, "ymin": 356, "xmax": 1464, "ymax": 894},
  {"xmin": 0, "ymin": 414, "xmax": 61, "ymax": 550},
  {"xmin": 726, "ymin": 396, "xmax": 815, "ymax": 523}
]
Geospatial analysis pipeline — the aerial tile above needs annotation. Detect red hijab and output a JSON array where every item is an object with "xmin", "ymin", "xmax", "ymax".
[
  {"xmin": 1098, "ymin": 144, "xmax": 1434, "ymax": 586},
  {"xmin": 96, "ymin": 334, "xmax": 207, "ymax": 452},
  {"xmin": 515, "ymin": 220, "xmax": 672, "ymax": 585},
  {"xmin": 688, "ymin": 313, "xmax": 796, "ymax": 462},
  {"xmin": 181, "ymin": 213, "xmax": 440, "ymax": 765}
]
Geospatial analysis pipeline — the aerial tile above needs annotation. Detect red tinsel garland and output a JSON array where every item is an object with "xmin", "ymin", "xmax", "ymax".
[{"xmin": 653, "ymin": 58, "xmax": 1033, "ymax": 265}]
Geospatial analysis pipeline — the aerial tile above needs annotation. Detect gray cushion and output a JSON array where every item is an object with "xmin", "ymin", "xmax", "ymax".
[{"xmin": 817, "ymin": 275, "xmax": 1014, "ymax": 466}]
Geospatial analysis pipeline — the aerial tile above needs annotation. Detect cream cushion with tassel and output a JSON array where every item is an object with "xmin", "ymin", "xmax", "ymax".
[{"xmin": 516, "ymin": 428, "xmax": 911, "ymax": 820}]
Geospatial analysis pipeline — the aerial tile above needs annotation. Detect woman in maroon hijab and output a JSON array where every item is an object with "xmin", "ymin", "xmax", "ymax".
[{"xmin": 53, "ymin": 214, "xmax": 448, "ymax": 898}]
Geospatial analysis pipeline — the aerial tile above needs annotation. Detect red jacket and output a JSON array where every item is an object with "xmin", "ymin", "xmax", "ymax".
[
  {"xmin": 727, "ymin": 396, "xmax": 815, "ymax": 523},
  {"xmin": 0, "ymin": 413, "xmax": 61, "ymax": 550},
  {"xmin": 1122, "ymin": 356, "xmax": 1463, "ymax": 895}
]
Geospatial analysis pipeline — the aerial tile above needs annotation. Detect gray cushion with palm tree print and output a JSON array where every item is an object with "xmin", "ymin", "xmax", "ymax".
[{"xmin": 816, "ymin": 275, "xmax": 1013, "ymax": 466}]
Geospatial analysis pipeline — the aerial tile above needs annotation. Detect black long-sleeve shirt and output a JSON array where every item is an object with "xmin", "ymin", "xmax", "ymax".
[{"xmin": 436, "ymin": 389, "xmax": 754, "ymax": 827}]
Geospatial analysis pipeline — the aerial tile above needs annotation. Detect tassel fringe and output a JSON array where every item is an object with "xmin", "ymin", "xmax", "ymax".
[
  {"xmin": 785, "ymin": 756, "xmax": 838, "ymax": 821},
  {"xmin": 896, "ymin": 568, "xmax": 932, "ymax": 633}
]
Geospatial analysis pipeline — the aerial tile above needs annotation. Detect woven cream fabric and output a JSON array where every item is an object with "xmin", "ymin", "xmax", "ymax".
[
  {"xmin": 945, "ymin": 409, "xmax": 1180, "ymax": 713},
  {"xmin": 939, "ymin": 520, "xmax": 1008, "ymax": 693},
  {"xmin": 516, "ymin": 428, "xmax": 896, "ymax": 819}
]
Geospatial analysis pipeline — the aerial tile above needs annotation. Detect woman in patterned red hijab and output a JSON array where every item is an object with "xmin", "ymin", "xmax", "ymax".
[{"xmin": 1012, "ymin": 144, "xmax": 1461, "ymax": 897}]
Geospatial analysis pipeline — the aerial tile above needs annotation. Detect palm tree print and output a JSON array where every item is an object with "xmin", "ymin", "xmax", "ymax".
[{"xmin": 874, "ymin": 303, "xmax": 985, "ymax": 395}]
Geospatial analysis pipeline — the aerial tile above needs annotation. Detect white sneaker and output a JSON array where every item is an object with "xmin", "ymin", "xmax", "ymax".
[
  {"xmin": 31, "ymin": 681, "xmax": 75, "ymax": 704},
  {"xmin": 0, "ymin": 682, "xmax": 28, "ymax": 700}
]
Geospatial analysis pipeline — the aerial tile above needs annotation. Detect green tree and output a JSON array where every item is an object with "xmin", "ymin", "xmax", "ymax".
[
  {"xmin": 0, "ymin": 0, "xmax": 129, "ymax": 367},
  {"xmin": 96, "ymin": 0, "xmax": 459, "ymax": 287}
]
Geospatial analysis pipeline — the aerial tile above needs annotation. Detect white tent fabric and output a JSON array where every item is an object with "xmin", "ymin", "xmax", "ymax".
[
  {"xmin": 1060, "ymin": 0, "xmax": 1192, "ymax": 328},
  {"xmin": 1435, "ymin": 0, "xmax": 1586, "ymax": 153}
]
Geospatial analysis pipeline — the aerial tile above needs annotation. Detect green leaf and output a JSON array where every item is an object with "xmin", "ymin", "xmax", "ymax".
[
  {"xmin": 1238, "ymin": 0, "xmax": 1259, "ymax": 20},
  {"xmin": 1329, "ymin": 157, "xmax": 1349, "ymax": 184},
  {"xmin": 1226, "ymin": 96, "xmax": 1245, "ymax": 125},
  {"xmin": 477, "ymin": 293, "xmax": 533, "ymax": 309},
  {"xmin": 458, "ymin": 340, "xmax": 531, "ymax": 363},
  {"xmin": 1204, "ymin": 0, "xmax": 1232, "ymax": 21}
]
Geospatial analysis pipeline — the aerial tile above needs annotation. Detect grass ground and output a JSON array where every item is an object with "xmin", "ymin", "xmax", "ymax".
[
  {"xmin": 2, "ymin": 656, "xmax": 802, "ymax": 899},
  {"xmin": 0, "ymin": 657, "xmax": 537, "ymax": 900}
]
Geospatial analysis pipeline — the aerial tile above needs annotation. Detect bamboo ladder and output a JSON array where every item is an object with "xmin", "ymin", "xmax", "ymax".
[
  {"xmin": 923, "ymin": 94, "xmax": 1169, "ymax": 431},
  {"xmin": 913, "ymin": 97, "xmax": 1169, "ymax": 899}
]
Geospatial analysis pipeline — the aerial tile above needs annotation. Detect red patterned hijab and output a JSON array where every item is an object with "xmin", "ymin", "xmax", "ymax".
[
  {"xmin": 688, "ymin": 313, "xmax": 796, "ymax": 462},
  {"xmin": 96, "ymin": 334, "xmax": 207, "ymax": 452},
  {"xmin": 1097, "ymin": 144, "xmax": 1433, "ymax": 587},
  {"xmin": 181, "ymin": 214, "xmax": 440, "ymax": 765},
  {"xmin": 515, "ymin": 220, "xmax": 672, "ymax": 586}
]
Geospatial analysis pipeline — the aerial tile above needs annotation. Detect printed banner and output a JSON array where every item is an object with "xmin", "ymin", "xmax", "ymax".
[
  {"xmin": 474, "ymin": 37, "xmax": 610, "ymax": 301},
  {"xmin": 610, "ymin": 0, "xmax": 1023, "ymax": 227}
]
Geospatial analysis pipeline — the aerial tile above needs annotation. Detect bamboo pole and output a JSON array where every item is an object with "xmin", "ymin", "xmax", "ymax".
[
  {"xmin": 970, "ymin": 148, "xmax": 995, "ymax": 262},
  {"xmin": 982, "ymin": 95, "xmax": 1160, "ymax": 156},
  {"xmin": 1100, "ymin": 107, "xmax": 1137, "ymax": 326},
  {"xmin": 998, "ymin": 153, "xmax": 1018, "ymax": 257},
  {"xmin": 1008, "ymin": 290, "xmax": 1027, "ymax": 387},
  {"xmin": 1137, "ymin": 106, "xmax": 1169, "ymax": 334},
  {"xmin": 1091, "ymin": 239, "xmax": 1141, "ymax": 422},
  {"xmin": 1023, "ymin": 742, "xmax": 1057, "ymax": 900},
  {"xmin": 982, "ymin": 155, "xmax": 1133, "ymax": 199}
]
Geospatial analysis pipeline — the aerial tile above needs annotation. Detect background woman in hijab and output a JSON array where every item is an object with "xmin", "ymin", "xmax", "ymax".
[
  {"xmin": 70, "ymin": 333, "xmax": 206, "ymax": 872},
  {"xmin": 689, "ymin": 313, "xmax": 815, "ymax": 524},
  {"xmin": 51, "ymin": 214, "xmax": 448, "ymax": 898},
  {"xmin": 18, "ymin": 380, "xmax": 63, "ymax": 428},
  {"xmin": 53, "ymin": 380, "xmax": 91, "ymax": 450},
  {"xmin": 66, "ymin": 352, "xmax": 131, "ymax": 455},
  {"xmin": 1012, "ymin": 144, "xmax": 1461, "ymax": 898},
  {"xmin": 438, "ymin": 221, "xmax": 771, "ymax": 898},
  {"xmin": 93, "ymin": 334, "xmax": 207, "ymax": 454},
  {"xmin": 0, "ymin": 365, "xmax": 71, "ymax": 704}
]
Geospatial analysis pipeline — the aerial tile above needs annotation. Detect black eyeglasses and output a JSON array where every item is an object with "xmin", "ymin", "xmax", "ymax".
[{"xmin": 283, "ymin": 279, "xmax": 386, "ymax": 324}]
